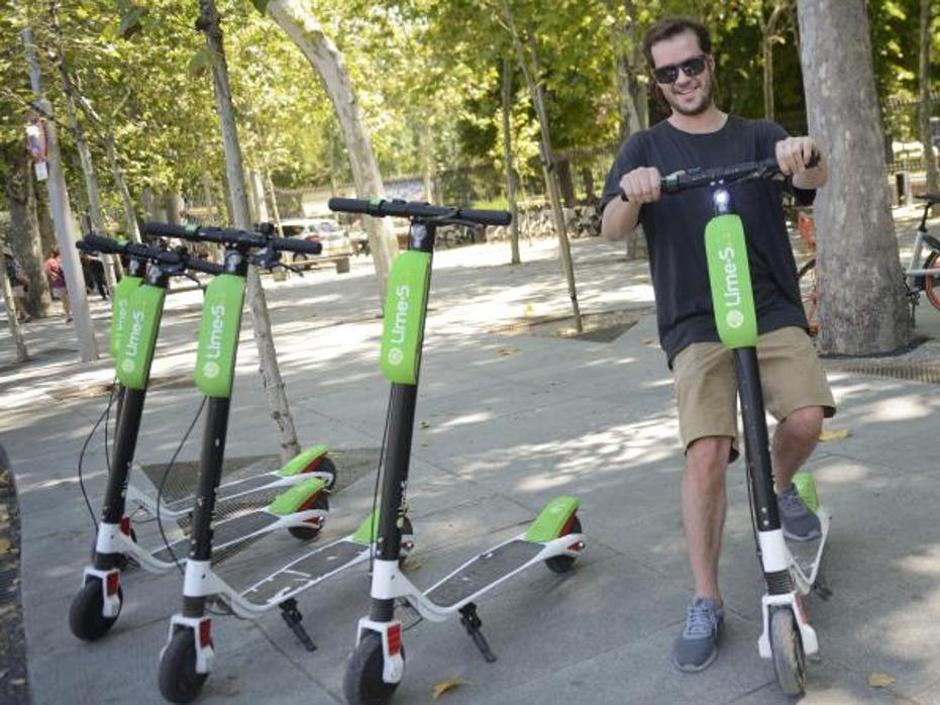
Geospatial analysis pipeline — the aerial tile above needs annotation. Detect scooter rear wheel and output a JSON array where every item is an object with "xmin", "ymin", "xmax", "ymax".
[
  {"xmin": 68, "ymin": 578, "xmax": 122, "ymax": 641},
  {"xmin": 288, "ymin": 493, "xmax": 329, "ymax": 540},
  {"xmin": 343, "ymin": 632, "xmax": 403, "ymax": 705},
  {"xmin": 770, "ymin": 607, "xmax": 806, "ymax": 696},
  {"xmin": 158, "ymin": 628, "xmax": 208, "ymax": 704},
  {"xmin": 545, "ymin": 516, "xmax": 582, "ymax": 574}
]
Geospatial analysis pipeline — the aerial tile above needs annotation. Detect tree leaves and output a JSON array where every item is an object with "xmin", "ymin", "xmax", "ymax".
[{"xmin": 117, "ymin": 4, "xmax": 149, "ymax": 40}]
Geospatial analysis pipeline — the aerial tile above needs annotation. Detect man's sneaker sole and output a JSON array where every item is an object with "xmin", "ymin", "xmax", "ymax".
[
  {"xmin": 783, "ymin": 527, "xmax": 821, "ymax": 543},
  {"xmin": 672, "ymin": 646, "xmax": 719, "ymax": 673}
]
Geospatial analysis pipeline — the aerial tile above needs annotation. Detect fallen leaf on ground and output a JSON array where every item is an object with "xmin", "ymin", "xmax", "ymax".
[
  {"xmin": 401, "ymin": 557, "xmax": 423, "ymax": 573},
  {"xmin": 0, "ymin": 538, "xmax": 11, "ymax": 554},
  {"xmin": 432, "ymin": 677, "xmax": 467, "ymax": 699},
  {"xmin": 496, "ymin": 347, "xmax": 519, "ymax": 356},
  {"xmin": 867, "ymin": 672, "xmax": 896, "ymax": 688},
  {"xmin": 420, "ymin": 421, "xmax": 430, "ymax": 429},
  {"xmin": 819, "ymin": 429, "xmax": 850, "ymax": 442}
]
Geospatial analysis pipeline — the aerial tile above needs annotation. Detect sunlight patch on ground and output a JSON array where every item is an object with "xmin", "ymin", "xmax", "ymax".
[{"xmin": 865, "ymin": 395, "xmax": 933, "ymax": 422}]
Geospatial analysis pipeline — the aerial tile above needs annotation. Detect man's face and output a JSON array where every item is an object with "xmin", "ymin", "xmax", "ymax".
[{"xmin": 650, "ymin": 30, "xmax": 714, "ymax": 117}]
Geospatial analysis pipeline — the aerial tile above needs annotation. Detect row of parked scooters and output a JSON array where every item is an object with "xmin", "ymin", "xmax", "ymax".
[{"xmin": 70, "ymin": 202, "xmax": 586, "ymax": 704}]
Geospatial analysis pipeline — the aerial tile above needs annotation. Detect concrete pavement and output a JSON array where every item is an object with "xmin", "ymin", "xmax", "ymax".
[{"xmin": 2, "ymin": 218, "xmax": 940, "ymax": 705}]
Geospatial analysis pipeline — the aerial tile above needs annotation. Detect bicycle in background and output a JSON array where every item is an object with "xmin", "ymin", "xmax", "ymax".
[{"xmin": 798, "ymin": 193, "xmax": 940, "ymax": 335}]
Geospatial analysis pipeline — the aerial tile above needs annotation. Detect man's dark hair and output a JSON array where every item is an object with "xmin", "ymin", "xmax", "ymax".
[{"xmin": 642, "ymin": 16, "xmax": 712, "ymax": 67}]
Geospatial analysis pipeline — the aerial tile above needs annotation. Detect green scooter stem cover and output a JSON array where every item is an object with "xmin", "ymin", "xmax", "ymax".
[
  {"xmin": 524, "ymin": 496, "xmax": 581, "ymax": 543},
  {"xmin": 380, "ymin": 251, "xmax": 431, "ymax": 385},
  {"xmin": 195, "ymin": 274, "xmax": 245, "ymax": 398},
  {"xmin": 110, "ymin": 275, "xmax": 143, "ymax": 360},
  {"xmin": 116, "ymin": 284, "xmax": 166, "ymax": 390},
  {"xmin": 349, "ymin": 508, "xmax": 411, "ymax": 546},
  {"xmin": 705, "ymin": 214, "xmax": 758, "ymax": 349},
  {"xmin": 268, "ymin": 477, "xmax": 327, "ymax": 516},
  {"xmin": 277, "ymin": 445, "xmax": 329, "ymax": 477},
  {"xmin": 351, "ymin": 509, "xmax": 380, "ymax": 546}
]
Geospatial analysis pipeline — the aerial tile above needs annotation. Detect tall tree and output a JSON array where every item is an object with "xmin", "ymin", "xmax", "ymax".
[
  {"xmin": 919, "ymin": 0, "xmax": 939, "ymax": 193},
  {"xmin": 502, "ymin": 0, "xmax": 582, "ymax": 331},
  {"xmin": 265, "ymin": 0, "xmax": 399, "ymax": 303},
  {"xmin": 797, "ymin": 0, "xmax": 912, "ymax": 354},
  {"xmin": 196, "ymin": 0, "xmax": 301, "ymax": 463}
]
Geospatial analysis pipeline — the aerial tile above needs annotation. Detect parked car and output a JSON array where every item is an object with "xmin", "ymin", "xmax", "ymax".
[{"xmin": 279, "ymin": 218, "xmax": 352, "ymax": 260}]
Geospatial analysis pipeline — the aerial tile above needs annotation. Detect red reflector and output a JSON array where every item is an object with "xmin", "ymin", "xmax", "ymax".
[
  {"xmin": 386, "ymin": 624, "xmax": 402, "ymax": 656},
  {"xmin": 106, "ymin": 571, "xmax": 120, "ymax": 596},
  {"xmin": 199, "ymin": 619, "xmax": 213, "ymax": 649},
  {"xmin": 567, "ymin": 540, "xmax": 585, "ymax": 552},
  {"xmin": 120, "ymin": 516, "xmax": 131, "ymax": 535}
]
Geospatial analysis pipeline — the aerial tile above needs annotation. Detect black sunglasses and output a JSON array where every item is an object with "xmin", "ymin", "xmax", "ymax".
[{"xmin": 652, "ymin": 55, "xmax": 708, "ymax": 85}]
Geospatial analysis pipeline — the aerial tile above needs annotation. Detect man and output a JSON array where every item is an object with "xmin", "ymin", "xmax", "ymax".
[{"xmin": 600, "ymin": 17, "xmax": 835, "ymax": 673}]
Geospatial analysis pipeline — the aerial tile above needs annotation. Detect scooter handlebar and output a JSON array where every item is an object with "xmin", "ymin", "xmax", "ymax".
[{"xmin": 328, "ymin": 197, "xmax": 511, "ymax": 226}]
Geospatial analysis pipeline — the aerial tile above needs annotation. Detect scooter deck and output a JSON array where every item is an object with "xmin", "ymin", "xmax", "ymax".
[
  {"xmin": 175, "ymin": 486, "xmax": 286, "ymax": 533},
  {"xmin": 240, "ymin": 538, "xmax": 369, "ymax": 606},
  {"xmin": 426, "ymin": 539, "xmax": 543, "ymax": 608},
  {"xmin": 151, "ymin": 511, "xmax": 278, "ymax": 565},
  {"xmin": 164, "ymin": 473, "xmax": 277, "ymax": 515}
]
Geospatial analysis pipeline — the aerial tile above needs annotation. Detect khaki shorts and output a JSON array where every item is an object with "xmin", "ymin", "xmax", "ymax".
[{"xmin": 672, "ymin": 326, "xmax": 836, "ymax": 460}]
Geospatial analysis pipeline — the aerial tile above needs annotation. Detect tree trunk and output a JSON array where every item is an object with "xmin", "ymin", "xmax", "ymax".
[
  {"xmin": 501, "ymin": 56, "xmax": 521, "ymax": 265},
  {"xmin": 251, "ymin": 170, "xmax": 269, "ymax": 223},
  {"xmin": 197, "ymin": 0, "xmax": 301, "ymax": 464},
  {"xmin": 919, "ymin": 0, "xmax": 940, "ymax": 193},
  {"xmin": 762, "ymin": 36, "xmax": 775, "ymax": 121},
  {"xmin": 165, "ymin": 190, "xmax": 183, "ymax": 225},
  {"xmin": 50, "ymin": 3, "xmax": 119, "ymax": 286},
  {"xmin": 4, "ymin": 151, "xmax": 52, "ymax": 317},
  {"xmin": 267, "ymin": 0, "xmax": 397, "ymax": 304},
  {"xmin": 504, "ymin": 8, "xmax": 582, "ymax": 331},
  {"xmin": 264, "ymin": 171, "xmax": 284, "ymax": 236},
  {"xmin": 0, "ymin": 261, "xmax": 28, "ymax": 362},
  {"xmin": 797, "ymin": 0, "xmax": 911, "ymax": 354},
  {"xmin": 615, "ymin": 0, "xmax": 648, "ymax": 138},
  {"xmin": 105, "ymin": 132, "xmax": 141, "ymax": 243}
]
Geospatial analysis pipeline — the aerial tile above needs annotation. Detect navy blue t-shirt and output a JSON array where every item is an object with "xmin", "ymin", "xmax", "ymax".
[{"xmin": 600, "ymin": 116, "xmax": 815, "ymax": 364}]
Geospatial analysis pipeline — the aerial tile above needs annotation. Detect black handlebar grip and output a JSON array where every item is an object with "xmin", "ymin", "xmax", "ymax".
[
  {"xmin": 272, "ymin": 237, "xmax": 322, "ymax": 254},
  {"xmin": 141, "ymin": 221, "xmax": 195, "ymax": 240},
  {"xmin": 327, "ymin": 197, "xmax": 371, "ymax": 215},
  {"xmin": 81, "ymin": 233, "xmax": 123, "ymax": 254},
  {"xmin": 185, "ymin": 257, "xmax": 225, "ymax": 275},
  {"xmin": 454, "ymin": 207, "xmax": 511, "ymax": 226}
]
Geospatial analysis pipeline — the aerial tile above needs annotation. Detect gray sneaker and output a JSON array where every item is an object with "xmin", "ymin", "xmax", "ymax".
[
  {"xmin": 672, "ymin": 597, "xmax": 723, "ymax": 672},
  {"xmin": 778, "ymin": 483, "xmax": 821, "ymax": 542}
]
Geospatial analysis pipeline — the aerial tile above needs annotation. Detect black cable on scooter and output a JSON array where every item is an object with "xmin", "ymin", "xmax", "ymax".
[
  {"xmin": 368, "ymin": 392, "xmax": 395, "ymax": 574},
  {"xmin": 155, "ymin": 397, "xmax": 207, "ymax": 575},
  {"xmin": 76, "ymin": 382, "xmax": 119, "ymax": 529}
]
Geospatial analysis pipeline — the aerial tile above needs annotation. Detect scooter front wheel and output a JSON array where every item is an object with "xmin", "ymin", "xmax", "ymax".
[
  {"xmin": 343, "ymin": 632, "xmax": 403, "ymax": 705},
  {"xmin": 770, "ymin": 607, "xmax": 806, "ymax": 696},
  {"xmin": 158, "ymin": 628, "xmax": 208, "ymax": 704},
  {"xmin": 68, "ymin": 579, "xmax": 122, "ymax": 641}
]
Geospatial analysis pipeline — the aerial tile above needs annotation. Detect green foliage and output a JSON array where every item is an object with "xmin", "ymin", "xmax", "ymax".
[{"xmin": 0, "ymin": 0, "xmax": 935, "ymax": 224}]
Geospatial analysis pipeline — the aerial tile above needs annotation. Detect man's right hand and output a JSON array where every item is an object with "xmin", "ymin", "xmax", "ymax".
[{"xmin": 619, "ymin": 166, "xmax": 663, "ymax": 204}]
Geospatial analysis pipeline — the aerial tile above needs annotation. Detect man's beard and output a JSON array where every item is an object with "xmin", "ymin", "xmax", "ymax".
[{"xmin": 667, "ymin": 74, "xmax": 715, "ymax": 116}]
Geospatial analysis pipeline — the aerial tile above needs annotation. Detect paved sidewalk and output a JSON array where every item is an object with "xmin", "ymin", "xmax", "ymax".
[{"xmin": 2, "ymin": 228, "xmax": 940, "ymax": 705}]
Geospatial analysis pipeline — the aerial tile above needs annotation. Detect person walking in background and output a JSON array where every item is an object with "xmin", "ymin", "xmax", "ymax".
[{"xmin": 43, "ymin": 247, "xmax": 71, "ymax": 323}]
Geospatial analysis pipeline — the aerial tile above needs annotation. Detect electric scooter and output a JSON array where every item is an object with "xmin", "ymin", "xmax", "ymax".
[
  {"xmin": 141, "ymin": 223, "xmax": 415, "ymax": 704},
  {"xmin": 622, "ymin": 157, "xmax": 831, "ymax": 696},
  {"xmin": 68, "ymin": 235, "xmax": 335, "ymax": 643},
  {"xmin": 327, "ymin": 198, "xmax": 586, "ymax": 705}
]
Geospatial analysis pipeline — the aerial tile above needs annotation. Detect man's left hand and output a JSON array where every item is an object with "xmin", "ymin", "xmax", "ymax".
[{"xmin": 775, "ymin": 136, "xmax": 821, "ymax": 176}]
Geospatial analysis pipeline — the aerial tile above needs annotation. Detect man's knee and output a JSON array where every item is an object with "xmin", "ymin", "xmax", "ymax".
[
  {"xmin": 780, "ymin": 406, "xmax": 824, "ymax": 442},
  {"xmin": 685, "ymin": 437, "xmax": 732, "ymax": 479}
]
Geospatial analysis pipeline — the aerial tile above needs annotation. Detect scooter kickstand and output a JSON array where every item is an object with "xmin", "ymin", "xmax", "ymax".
[
  {"xmin": 459, "ymin": 603, "xmax": 497, "ymax": 663},
  {"xmin": 279, "ymin": 599, "xmax": 317, "ymax": 652}
]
